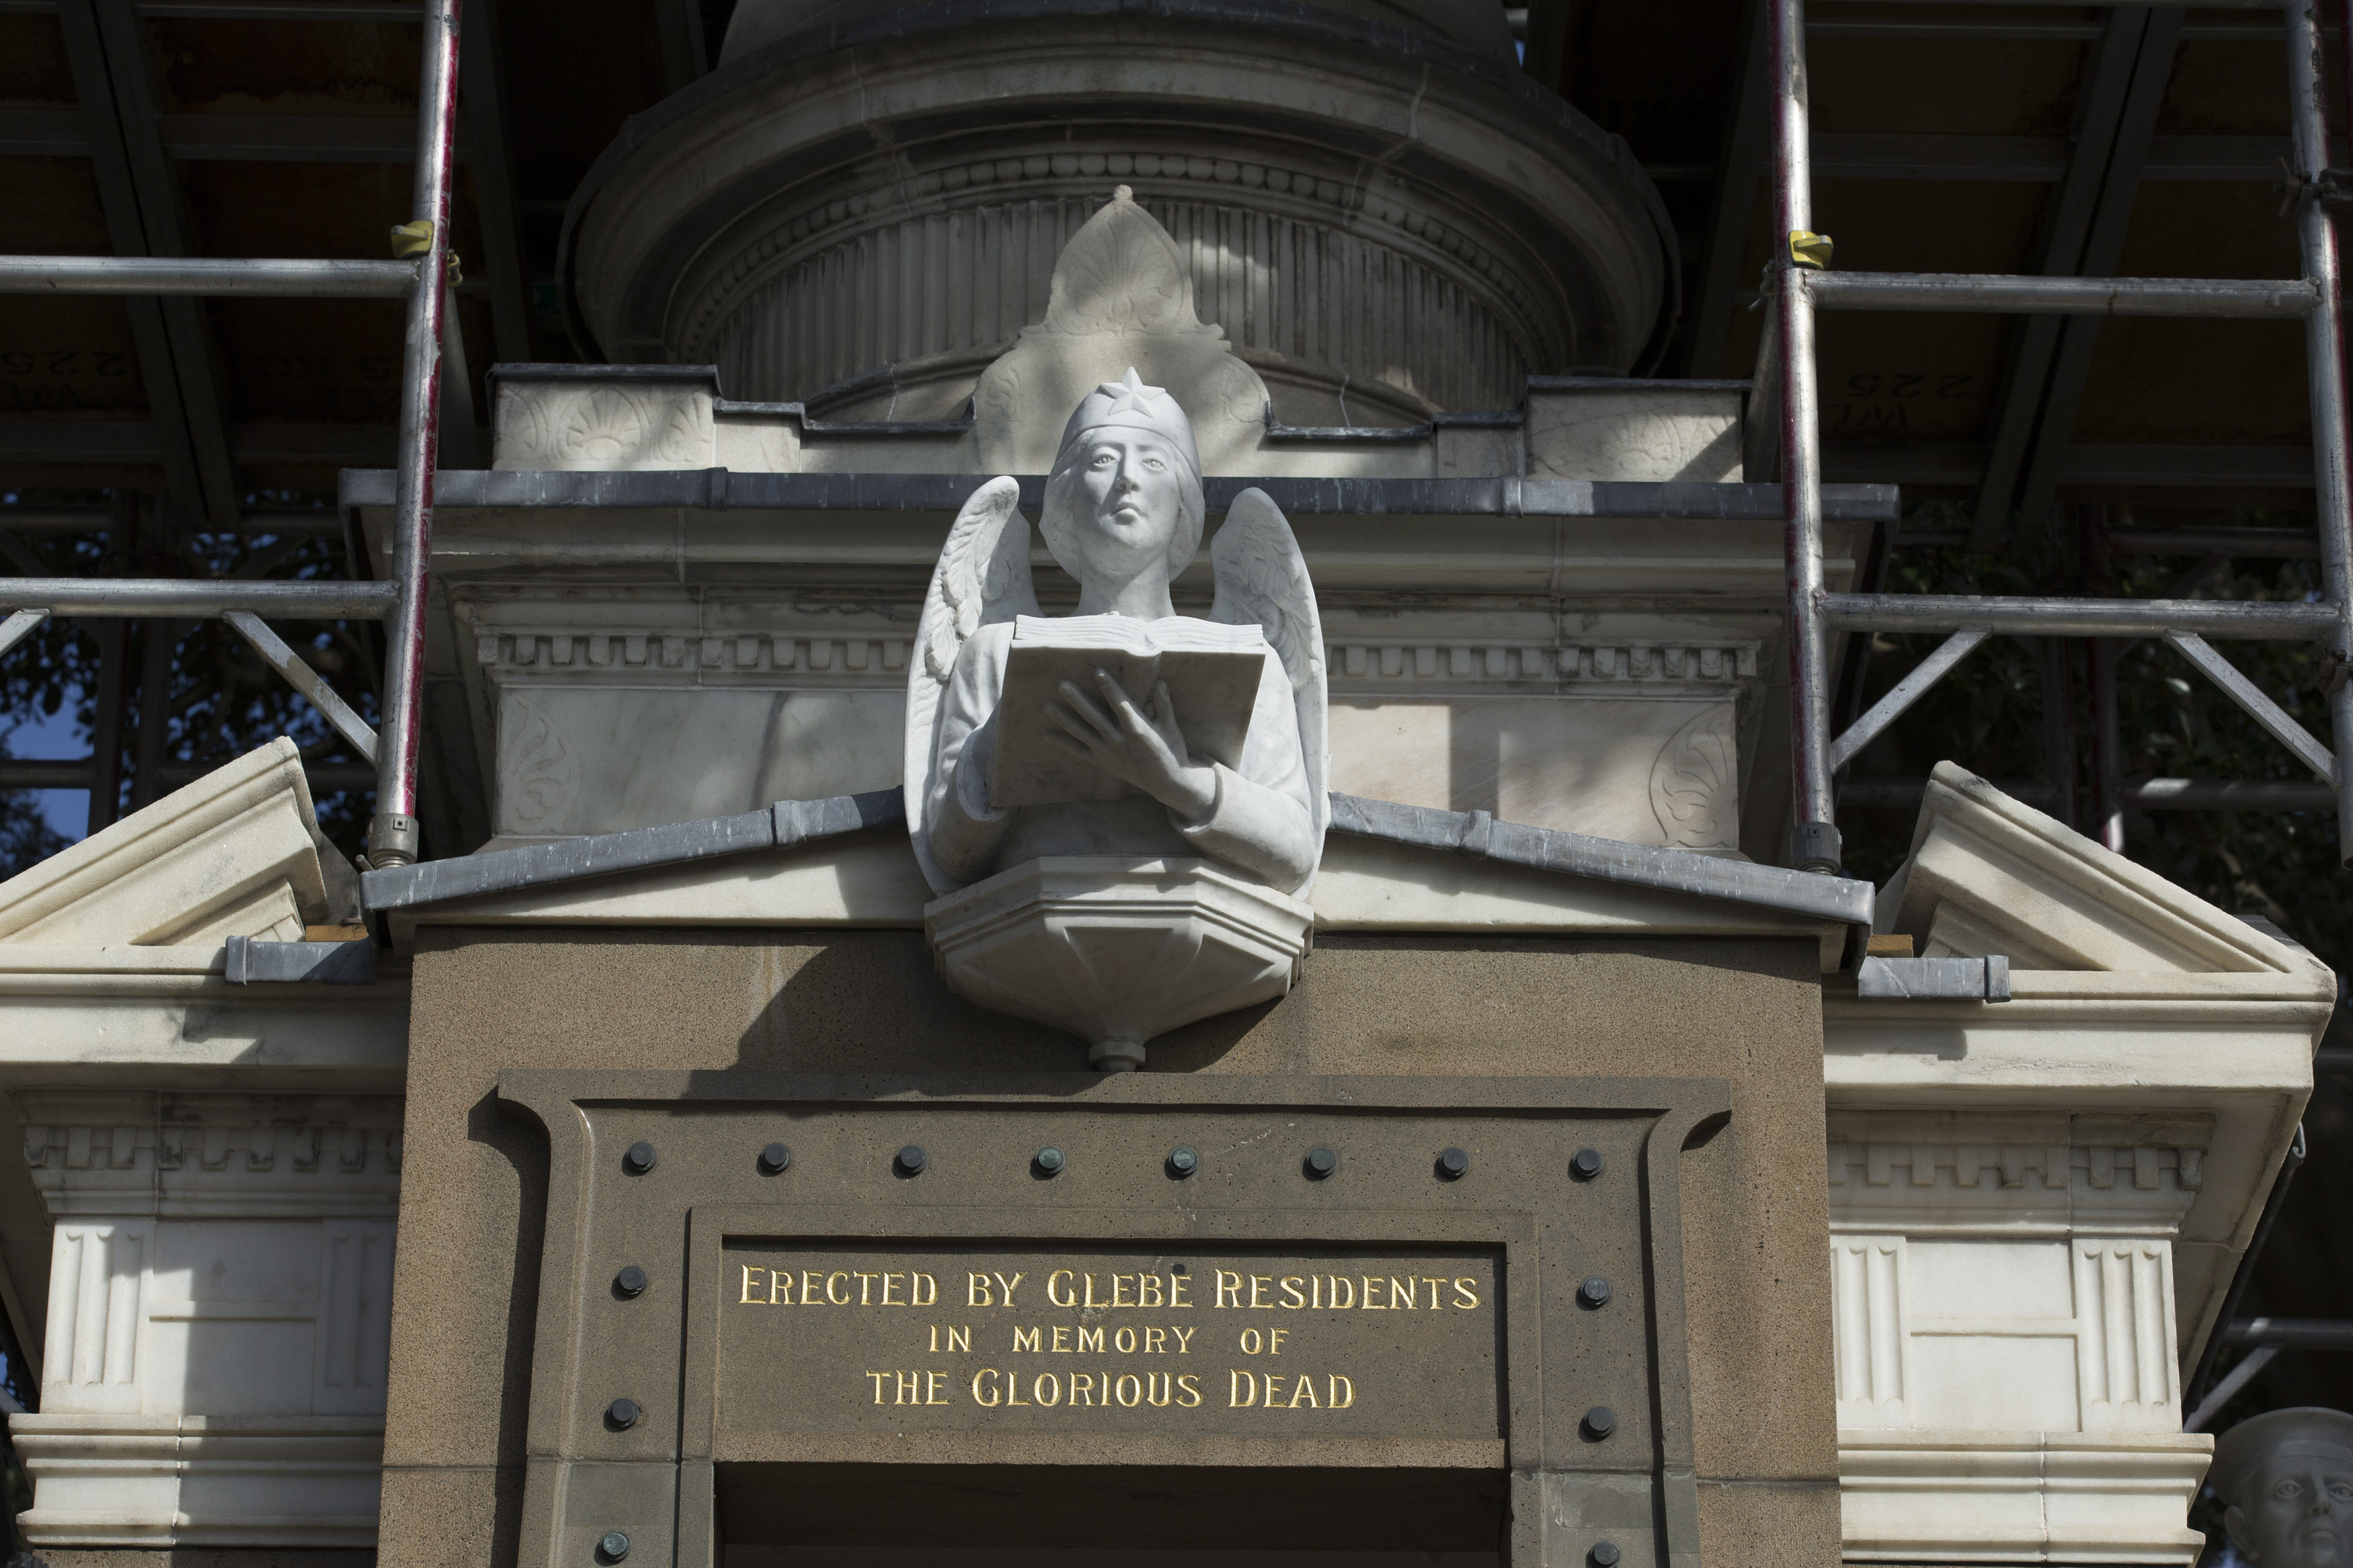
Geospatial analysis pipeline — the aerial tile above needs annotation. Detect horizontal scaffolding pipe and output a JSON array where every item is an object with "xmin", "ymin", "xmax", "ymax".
[
  {"xmin": 0, "ymin": 759, "xmax": 376, "ymax": 791},
  {"xmin": 1839, "ymin": 778, "xmax": 2059, "ymax": 809},
  {"xmin": 0, "ymin": 579, "xmax": 398, "ymax": 618},
  {"xmin": 1805, "ymin": 270, "xmax": 2319, "ymax": 318},
  {"xmin": 0, "ymin": 507, "xmax": 344, "ymax": 538},
  {"xmin": 0, "ymin": 256, "xmax": 417, "ymax": 298},
  {"xmin": 1819, "ymin": 592, "xmax": 2339, "ymax": 638},
  {"xmin": 2107, "ymin": 527, "xmax": 2319, "ymax": 558},
  {"xmin": 2222, "ymin": 1317, "xmax": 2353, "ymax": 1352},
  {"xmin": 1838, "ymin": 777, "xmax": 2336, "ymax": 810}
]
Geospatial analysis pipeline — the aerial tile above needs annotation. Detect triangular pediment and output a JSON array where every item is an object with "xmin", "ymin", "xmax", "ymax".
[
  {"xmin": 0, "ymin": 737, "xmax": 357, "ymax": 946},
  {"xmin": 1880, "ymin": 761, "xmax": 2308, "ymax": 974}
]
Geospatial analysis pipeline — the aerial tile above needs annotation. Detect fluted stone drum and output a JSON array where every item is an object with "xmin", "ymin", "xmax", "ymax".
[{"xmin": 562, "ymin": 0, "xmax": 1675, "ymax": 425}]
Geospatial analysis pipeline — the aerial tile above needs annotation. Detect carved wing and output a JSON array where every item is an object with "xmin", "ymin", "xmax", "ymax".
[
  {"xmin": 906, "ymin": 476, "xmax": 1039, "ymax": 892},
  {"xmin": 1209, "ymin": 486, "xmax": 1329, "ymax": 848}
]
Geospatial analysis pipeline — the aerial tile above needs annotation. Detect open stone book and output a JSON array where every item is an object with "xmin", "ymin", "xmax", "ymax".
[{"xmin": 989, "ymin": 614, "xmax": 1267, "ymax": 808}]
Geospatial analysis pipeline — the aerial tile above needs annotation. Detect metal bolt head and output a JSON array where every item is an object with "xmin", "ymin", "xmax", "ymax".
[
  {"xmin": 599, "ymin": 1532, "xmax": 631, "ymax": 1563},
  {"xmin": 607, "ymin": 1397, "xmax": 640, "ymax": 1430},
  {"xmin": 758, "ymin": 1142, "xmax": 791, "ymax": 1175},
  {"xmin": 623, "ymin": 1141, "xmax": 656, "ymax": 1174},
  {"xmin": 1166, "ymin": 1146, "xmax": 1199, "ymax": 1178},
  {"xmin": 1034, "ymin": 1145, "xmax": 1066, "ymax": 1175},
  {"xmin": 1582, "ymin": 1405, "xmax": 1617, "ymax": 1439},
  {"xmin": 614, "ymin": 1266, "xmax": 647, "ymax": 1298},
  {"xmin": 1570, "ymin": 1147, "xmax": 1605, "ymax": 1180},
  {"xmin": 1437, "ymin": 1147, "xmax": 1470, "ymax": 1179},
  {"xmin": 1304, "ymin": 1146, "xmax": 1338, "ymax": 1178},
  {"xmin": 1590, "ymin": 1542, "xmax": 1621, "ymax": 1568},
  {"xmin": 1577, "ymin": 1276, "xmax": 1611, "ymax": 1309},
  {"xmin": 895, "ymin": 1144, "xmax": 928, "ymax": 1175}
]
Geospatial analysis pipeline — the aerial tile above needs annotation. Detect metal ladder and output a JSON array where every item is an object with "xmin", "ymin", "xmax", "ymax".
[
  {"xmin": 0, "ymin": 0, "xmax": 463, "ymax": 870},
  {"xmin": 1765, "ymin": 0, "xmax": 2353, "ymax": 872}
]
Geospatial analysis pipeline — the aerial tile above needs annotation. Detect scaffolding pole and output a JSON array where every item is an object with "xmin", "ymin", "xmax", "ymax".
[
  {"xmin": 368, "ymin": 0, "xmax": 462, "ymax": 870},
  {"xmin": 1806, "ymin": 272, "xmax": 2318, "ymax": 317},
  {"xmin": 1770, "ymin": 0, "xmax": 2353, "ymax": 871},
  {"xmin": 1819, "ymin": 593, "xmax": 2338, "ymax": 638},
  {"xmin": 0, "ymin": 257, "xmax": 415, "ymax": 296},
  {"xmin": 2286, "ymin": 0, "xmax": 2353, "ymax": 852},
  {"xmin": 1774, "ymin": 0, "xmax": 1840, "ymax": 874},
  {"xmin": 0, "ymin": 581, "xmax": 398, "ymax": 618}
]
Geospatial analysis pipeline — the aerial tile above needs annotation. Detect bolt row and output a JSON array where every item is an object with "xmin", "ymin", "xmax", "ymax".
[{"xmin": 619, "ymin": 1140, "xmax": 1611, "ymax": 1182}]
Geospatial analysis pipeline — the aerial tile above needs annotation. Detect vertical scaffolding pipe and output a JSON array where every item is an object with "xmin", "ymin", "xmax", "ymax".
[
  {"xmin": 1773, "ymin": 0, "xmax": 1840, "ymax": 872},
  {"xmin": 2038, "ymin": 637, "xmax": 2081, "ymax": 831},
  {"xmin": 2291, "ymin": 0, "xmax": 2353, "ymax": 858},
  {"xmin": 2085, "ymin": 507, "xmax": 2126, "ymax": 852},
  {"xmin": 368, "ymin": 0, "xmax": 462, "ymax": 869},
  {"xmin": 129, "ymin": 618, "xmax": 173, "ymax": 813}
]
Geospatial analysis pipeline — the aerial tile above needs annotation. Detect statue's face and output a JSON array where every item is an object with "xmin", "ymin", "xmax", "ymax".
[
  {"xmin": 2233, "ymin": 1458, "xmax": 2353, "ymax": 1567},
  {"xmin": 1055, "ymin": 430, "xmax": 1185, "ymax": 579}
]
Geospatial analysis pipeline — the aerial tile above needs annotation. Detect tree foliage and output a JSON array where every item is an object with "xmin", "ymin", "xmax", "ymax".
[
  {"xmin": 0, "ymin": 493, "xmax": 379, "ymax": 876},
  {"xmin": 1843, "ymin": 508, "xmax": 2351, "ymax": 983}
]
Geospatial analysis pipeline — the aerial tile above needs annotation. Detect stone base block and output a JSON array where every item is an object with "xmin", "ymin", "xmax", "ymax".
[
  {"xmin": 13, "ymin": 1415, "xmax": 385, "ymax": 1548},
  {"xmin": 1839, "ymin": 1430, "xmax": 2213, "ymax": 1565},
  {"xmin": 923, "ymin": 856, "xmax": 1314, "ymax": 1069}
]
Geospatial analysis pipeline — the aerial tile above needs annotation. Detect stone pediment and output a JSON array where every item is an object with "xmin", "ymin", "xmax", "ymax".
[
  {"xmin": 1879, "ymin": 761, "xmax": 2309, "ymax": 975},
  {"xmin": 0, "ymin": 737, "xmax": 358, "ymax": 947}
]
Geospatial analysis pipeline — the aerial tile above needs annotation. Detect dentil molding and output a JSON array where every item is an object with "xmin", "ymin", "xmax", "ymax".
[{"xmin": 17, "ymin": 1091, "xmax": 403, "ymax": 1220}]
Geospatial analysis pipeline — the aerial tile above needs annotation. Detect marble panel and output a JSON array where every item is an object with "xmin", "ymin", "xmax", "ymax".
[
  {"xmin": 153, "ymin": 1317, "xmax": 319, "ymax": 1415},
  {"xmin": 1526, "ymin": 384, "xmax": 1744, "ymax": 483},
  {"xmin": 1910, "ymin": 1335, "xmax": 2080, "ymax": 1431},
  {"xmin": 1909, "ymin": 1238, "xmax": 2072, "ymax": 1317},
  {"xmin": 1327, "ymin": 697, "xmax": 1741, "ymax": 849},
  {"xmin": 494, "ymin": 687, "xmax": 906, "ymax": 839},
  {"xmin": 12, "ymin": 1089, "xmax": 398, "ymax": 1544}
]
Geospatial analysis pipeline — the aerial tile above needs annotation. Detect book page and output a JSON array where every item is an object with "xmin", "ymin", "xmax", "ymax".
[{"xmin": 990, "ymin": 620, "xmax": 1267, "ymax": 809}]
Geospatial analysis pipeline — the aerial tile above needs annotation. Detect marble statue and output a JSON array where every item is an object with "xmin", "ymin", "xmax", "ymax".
[
  {"xmin": 906, "ymin": 368, "xmax": 1327, "ymax": 1069},
  {"xmin": 907, "ymin": 368, "xmax": 1328, "ymax": 897},
  {"xmin": 2212, "ymin": 1408, "xmax": 2353, "ymax": 1568}
]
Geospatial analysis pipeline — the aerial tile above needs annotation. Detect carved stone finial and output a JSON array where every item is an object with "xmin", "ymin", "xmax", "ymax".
[{"xmin": 973, "ymin": 190, "xmax": 1270, "ymax": 475}]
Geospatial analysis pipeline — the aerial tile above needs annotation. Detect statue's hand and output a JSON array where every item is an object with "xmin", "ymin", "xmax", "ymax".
[{"xmin": 1043, "ymin": 669, "xmax": 1218, "ymax": 822}]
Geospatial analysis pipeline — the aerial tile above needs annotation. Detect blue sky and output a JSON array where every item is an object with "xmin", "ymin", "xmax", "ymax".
[{"xmin": 1, "ymin": 700, "xmax": 93, "ymax": 844}]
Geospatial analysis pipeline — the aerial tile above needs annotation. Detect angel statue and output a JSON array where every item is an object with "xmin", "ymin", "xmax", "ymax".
[{"xmin": 906, "ymin": 368, "xmax": 1328, "ymax": 906}]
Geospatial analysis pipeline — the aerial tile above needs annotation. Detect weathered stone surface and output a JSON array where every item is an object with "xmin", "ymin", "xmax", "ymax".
[
  {"xmin": 377, "ymin": 928, "xmax": 1837, "ymax": 1567},
  {"xmin": 924, "ymin": 856, "xmax": 1315, "ymax": 1069},
  {"xmin": 1823, "ymin": 770, "xmax": 2331, "ymax": 1567},
  {"xmin": 10, "ymin": 1091, "xmax": 403, "ymax": 1547},
  {"xmin": 0, "ymin": 737, "xmax": 352, "ymax": 946}
]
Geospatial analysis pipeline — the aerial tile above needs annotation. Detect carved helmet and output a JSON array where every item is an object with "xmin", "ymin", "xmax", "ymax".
[{"xmin": 2211, "ymin": 1407, "xmax": 2353, "ymax": 1525}]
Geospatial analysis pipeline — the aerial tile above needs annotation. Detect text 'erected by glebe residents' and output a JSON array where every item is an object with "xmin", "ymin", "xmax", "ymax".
[{"xmin": 722, "ymin": 1253, "xmax": 1498, "ymax": 1426}]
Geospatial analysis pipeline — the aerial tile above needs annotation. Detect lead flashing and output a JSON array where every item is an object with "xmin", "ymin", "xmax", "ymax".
[
  {"xmin": 1326, "ymin": 794, "xmax": 1874, "ymax": 962},
  {"xmin": 358, "ymin": 789, "xmax": 904, "ymax": 914},
  {"xmin": 336, "ymin": 467, "xmax": 1899, "ymax": 521},
  {"xmin": 361, "ymin": 787, "xmax": 1875, "ymax": 968}
]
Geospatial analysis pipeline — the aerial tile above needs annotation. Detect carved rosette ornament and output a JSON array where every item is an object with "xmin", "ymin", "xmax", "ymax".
[{"xmin": 909, "ymin": 354, "xmax": 1326, "ymax": 1069}]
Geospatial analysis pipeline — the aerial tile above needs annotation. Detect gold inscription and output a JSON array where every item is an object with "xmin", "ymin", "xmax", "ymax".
[
  {"xmin": 736, "ymin": 1254, "xmax": 1486, "ymax": 1425},
  {"xmin": 1229, "ymin": 1370, "xmax": 1356, "ymax": 1409}
]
